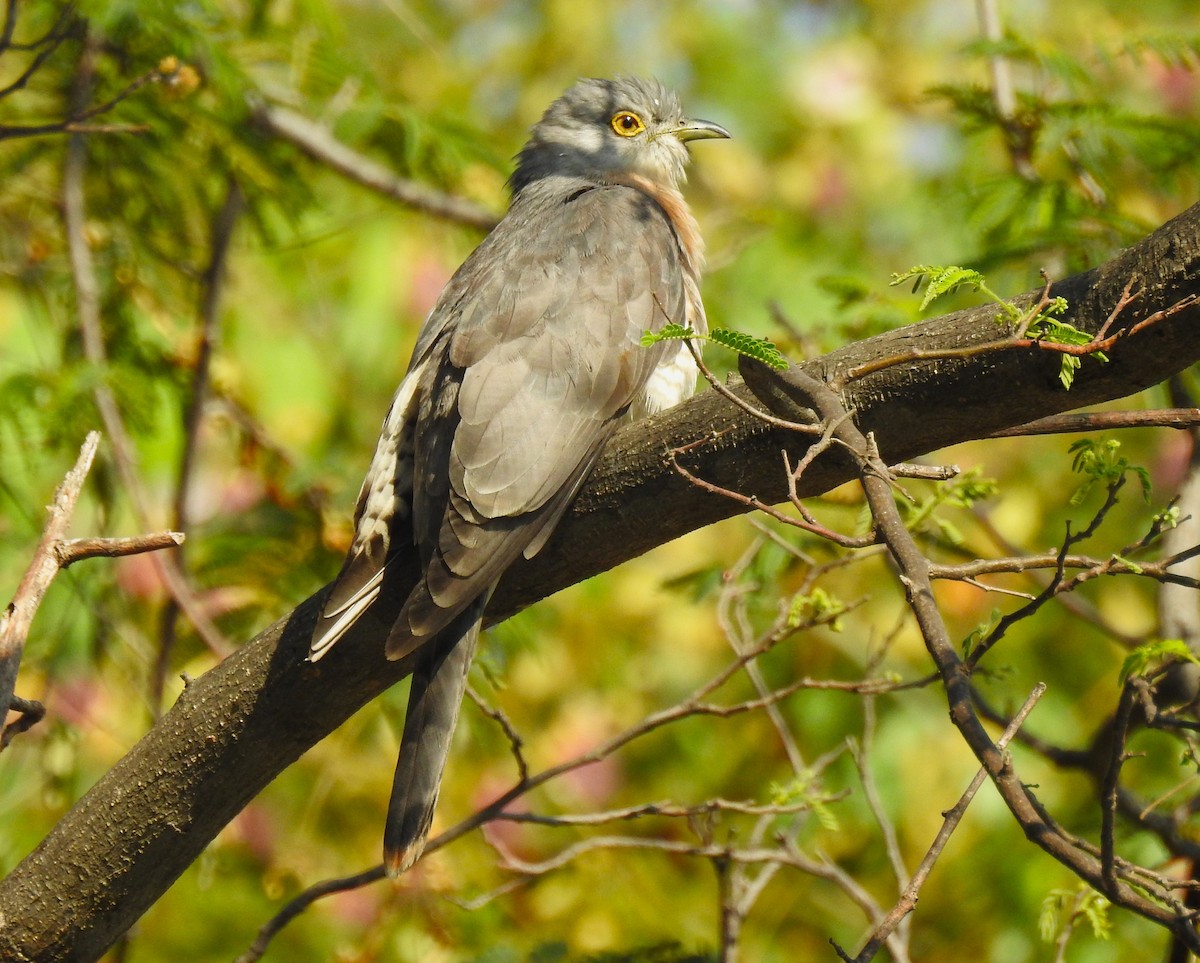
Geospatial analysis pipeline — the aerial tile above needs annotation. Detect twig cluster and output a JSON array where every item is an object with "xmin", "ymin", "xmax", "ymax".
[
  {"xmin": 680, "ymin": 334, "xmax": 1200, "ymax": 958},
  {"xmin": 0, "ymin": 2, "xmax": 193, "ymax": 141}
]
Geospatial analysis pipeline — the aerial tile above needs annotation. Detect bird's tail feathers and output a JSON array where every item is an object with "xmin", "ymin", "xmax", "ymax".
[{"xmin": 383, "ymin": 599, "xmax": 484, "ymax": 876}]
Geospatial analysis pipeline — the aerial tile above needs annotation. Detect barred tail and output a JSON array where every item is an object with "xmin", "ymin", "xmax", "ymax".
[{"xmin": 382, "ymin": 601, "xmax": 484, "ymax": 876}]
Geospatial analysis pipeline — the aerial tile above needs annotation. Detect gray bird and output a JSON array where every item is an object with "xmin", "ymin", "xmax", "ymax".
[{"xmin": 309, "ymin": 76, "xmax": 729, "ymax": 876}]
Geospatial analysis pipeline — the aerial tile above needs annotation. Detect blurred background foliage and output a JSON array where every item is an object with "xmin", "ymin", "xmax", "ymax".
[{"xmin": 2, "ymin": 0, "xmax": 1200, "ymax": 960}]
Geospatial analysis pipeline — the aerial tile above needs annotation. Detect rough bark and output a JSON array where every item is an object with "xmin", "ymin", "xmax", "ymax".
[{"xmin": 1, "ymin": 201, "xmax": 1199, "ymax": 961}]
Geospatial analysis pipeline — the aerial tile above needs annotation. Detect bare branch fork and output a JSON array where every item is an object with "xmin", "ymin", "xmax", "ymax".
[
  {"xmin": 836, "ymin": 683, "xmax": 1049, "ymax": 963},
  {"xmin": 0, "ymin": 432, "xmax": 184, "ymax": 750},
  {"xmin": 4, "ymin": 197, "xmax": 1200, "ymax": 960}
]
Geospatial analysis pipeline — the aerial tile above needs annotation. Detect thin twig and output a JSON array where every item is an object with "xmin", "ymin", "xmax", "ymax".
[
  {"xmin": 237, "ymin": 604, "xmax": 905, "ymax": 959},
  {"xmin": 846, "ymin": 683, "xmax": 1047, "ymax": 962},
  {"xmin": 496, "ymin": 796, "xmax": 826, "ymax": 826},
  {"xmin": 154, "ymin": 179, "xmax": 244, "ymax": 710},
  {"xmin": 737, "ymin": 360, "xmax": 1200, "ymax": 951},
  {"xmin": 844, "ymin": 293, "xmax": 1197, "ymax": 383},
  {"xmin": 670, "ymin": 450, "xmax": 876, "ymax": 548},
  {"xmin": 1100, "ymin": 680, "xmax": 1139, "ymax": 896},
  {"xmin": 965, "ymin": 478, "xmax": 1126, "ymax": 668},
  {"xmin": 465, "ymin": 683, "xmax": 528, "ymax": 782},
  {"xmin": 990, "ymin": 407, "xmax": 1200, "ymax": 438},
  {"xmin": 251, "ymin": 101, "xmax": 499, "ymax": 230},
  {"xmin": 56, "ymin": 532, "xmax": 184, "ymax": 565},
  {"xmin": 853, "ymin": 699, "xmax": 909, "ymax": 902},
  {"xmin": 0, "ymin": 0, "xmax": 18, "ymax": 52},
  {"xmin": 0, "ymin": 56, "xmax": 172, "ymax": 140},
  {"xmin": 717, "ymin": 539, "xmax": 807, "ymax": 774},
  {"xmin": 930, "ymin": 549, "xmax": 1200, "ymax": 590},
  {"xmin": 62, "ymin": 39, "xmax": 230, "ymax": 660},
  {"xmin": 0, "ymin": 1, "xmax": 77, "ymax": 104},
  {"xmin": 232, "ymin": 866, "xmax": 385, "ymax": 963},
  {"xmin": 486, "ymin": 832, "xmax": 838, "ymax": 877},
  {"xmin": 684, "ymin": 338, "xmax": 824, "ymax": 437}
]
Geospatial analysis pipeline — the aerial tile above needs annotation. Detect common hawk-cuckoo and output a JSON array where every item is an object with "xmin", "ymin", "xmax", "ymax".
[{"xmin": 309, "ymin": 76, "xmax": 729, "ymax": 875}]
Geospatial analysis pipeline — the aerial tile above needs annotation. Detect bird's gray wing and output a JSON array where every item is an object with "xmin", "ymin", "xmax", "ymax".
[
  {"xmin": 391, "ymin": 181, "xmax": 690, "ymax": 652},
  {"xmin": 309, "ymin": 272, "xmax": 481, "ymax": 659}
]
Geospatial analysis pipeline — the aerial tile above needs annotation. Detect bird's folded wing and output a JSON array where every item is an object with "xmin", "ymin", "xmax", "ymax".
[{"xmin": 398, "ymin": 181, "xmax": 692, "ymax": 640}]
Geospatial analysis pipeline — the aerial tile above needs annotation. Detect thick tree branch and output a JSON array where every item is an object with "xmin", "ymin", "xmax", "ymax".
[{"xmin": 3, "ymin": 201, "xmax": 1200, "ymax": 961}]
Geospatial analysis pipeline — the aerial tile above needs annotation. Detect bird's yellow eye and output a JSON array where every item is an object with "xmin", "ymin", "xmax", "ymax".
[{"xmin": 610, "ymin": 110, "xmax": 646, "ymax": 137}]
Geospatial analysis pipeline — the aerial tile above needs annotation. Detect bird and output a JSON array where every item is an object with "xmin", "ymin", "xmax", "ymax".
[{"xmin": 308, "ymin": 76, "xmax": 729, "ymax": 876}]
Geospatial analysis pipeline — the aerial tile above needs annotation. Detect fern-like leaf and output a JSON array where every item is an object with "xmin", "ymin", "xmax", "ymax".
[
  {"xmin": 640, "ymin": 323, "xmax": 696, "ymax": 346},
  {"xmin": 709, "ymin": 327, "xmax": 789, "ymax": 370}
]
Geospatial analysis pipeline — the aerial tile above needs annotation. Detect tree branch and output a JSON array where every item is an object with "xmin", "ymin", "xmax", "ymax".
[
  {"xmin": 0, "ymin": 432, "xmax": 100, "ymax": 742},
  {"xmin": 251, "ymin": 101, "xmax": 500, "ymax": 231}
]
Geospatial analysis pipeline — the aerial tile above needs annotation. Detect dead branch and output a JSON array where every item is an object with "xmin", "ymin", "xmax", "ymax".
[{"xmin": 1, "ymin": 432, "xmax": 100, "ymax": 744}]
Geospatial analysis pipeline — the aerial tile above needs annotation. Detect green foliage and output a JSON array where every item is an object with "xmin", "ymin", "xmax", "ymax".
[
  {"xmin": 1119, "ymin": 638, "xmax": 1200, "ymax": 686},
  {"xmin": 1022, "ymin": 313, "xmax": 1101, "ymax": 390},
  {"xmin": 1068, "ymin": 438, "xmax": 1152, "ymax": 504},
  {"xmin": 786, "ymin": 587, "xmax": 846, "ymax": 631},
  {"xmin": 1038, "ymin": 887, "xmax": 1112, "ymax": 944},
  {"xmin": 769, "ymin": 772, "xmax": 841, "ymax": 832},
  {"xmin": 640, "ymin": 322, "xmax": 695, "ymax": 346},
  {"xmin": 893, "ymin": 263, "xmax": 1091, "ymax": 387},
  {"xmin": 1153, "ymin": 503, "xmax": 1182, "ymax": 533},
  {"xmin": 897, "ymin": 467, "xmax": 999, "ymax": 549},
  {"xmin": 641, "ymin": 323, "xmax": 789, "ymax": 370},
  {"xmin": 932, "ymin": 31, "xmax": 1200, "ymax": 270},
  {"xmin": 891, "ymin": 264, "xmax": 998, "ymax": 312},
  {"xmin": 962, "ymin": 609, "xmax": 1002, "ymax": 659},
  {"xmin": 707, "ymin": 328, "xmax": 790, "ymax": 370}
]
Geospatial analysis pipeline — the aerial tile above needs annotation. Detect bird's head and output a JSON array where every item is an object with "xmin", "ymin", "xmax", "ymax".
[{"xmin": 510, "ymin": 76, "xmax": 729, "ymax": 196}]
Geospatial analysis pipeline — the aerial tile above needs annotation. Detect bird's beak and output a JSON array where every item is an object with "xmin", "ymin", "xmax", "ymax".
[{"xmin": 675, "ymin": 119, "xmax": 731, "ymax": 142}]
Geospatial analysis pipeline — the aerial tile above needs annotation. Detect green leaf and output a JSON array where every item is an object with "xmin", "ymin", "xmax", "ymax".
[
  {"xmin": 1039, "ymin": 890, "xmax": 1068, "ymax": 942},
  {"xmin": 1039, "ymin": 888, "xmax": 1112, "ymax": 945},
  {"xmin": 709, "ymin": 327, "xmax": 789, "ymax": 370},
  {"xmin": 769, "ymin": 772, "xmax": 841, "ymax": 831},
  {"xmin": 1068, "ymin": 438, "xmax": 1152, "ymax": 503},
  {"xmin": 1113, "ymin": 553, "xmax": 1143, "ymax": 575},
  {"xmin": 1155, "ymin": 505, "xmax": 1182, "ymax": 531},
  {"xmin": 962, "ymin": 609, "xmax": 1002, "ymax": 658},
  {"xmin": 1119, "ymin": 638, "xmax": 1199, "ymax": 685},
  {"xmin": 640, "ymin": 323, "xmax": 696, "ymax": 346},
  {"xmin": 891, "ymin": 264, "xmax": 987, "ymax": 310},
  {"xmin": 642, "ymin": 325, "xmax": 789, "ymax": 370},
  {"xmin": 786, "ymin": 587, "xmax": 846, "ymax": 630},
  {"xmin": 1059, "ymin": 353, "xmax": 1081, "ymax": 390}
]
